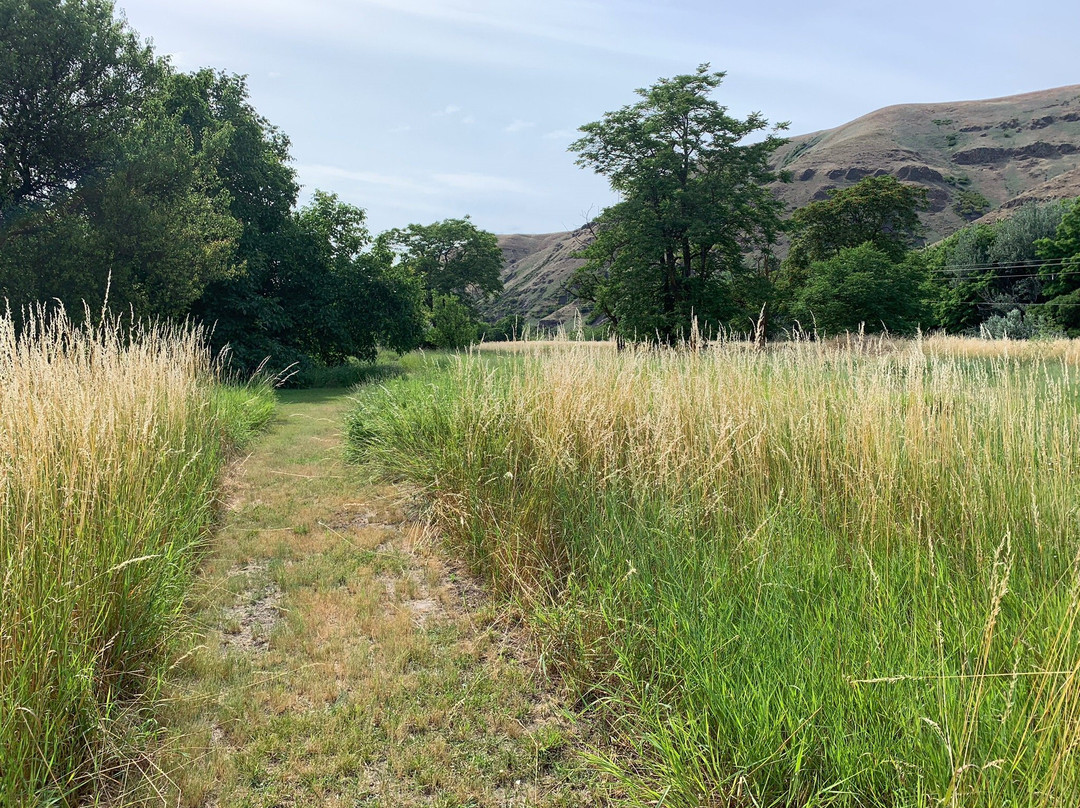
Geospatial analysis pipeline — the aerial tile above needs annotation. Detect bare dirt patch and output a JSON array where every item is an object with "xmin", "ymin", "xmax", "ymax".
[{"xmin": 220, "ymin": 561, "xmax": 282, "ymax": 653}]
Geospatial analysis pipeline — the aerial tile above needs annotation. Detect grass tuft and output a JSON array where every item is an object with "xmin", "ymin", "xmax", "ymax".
[{"xmin": 0, "ymin": 309, "xmax": 274, "ymax": 805}]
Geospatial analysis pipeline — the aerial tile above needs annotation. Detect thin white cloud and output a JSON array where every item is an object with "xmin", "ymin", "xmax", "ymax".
[
  {"xmin": 461, "ymin": 115, "xmax": 476, "ymax": 125},
  {"xmin": 130, "ymin": 0, "xmax": 654, "ymax": 71},
  {"xmin": 349, "ymin": 0, "xmax": 642, "ymax": 57},
  {"xmin": 435, "ymin": 104, "xmax": 462, "ymax": 116},
  {"xmin": 387, "ymin": 124, "xmax": 412, "ymax": 133},
  {"xmin": 543, "ymin": 128, "xmax": 577, "ymax": 140},
  {"xmin": 298, "ymin": 164, "xmax": 535, "ymax": 198},
  {"xmin": 432, "ymin": 173, "xmax": 534, "ymax": 195},
  {"xmin": 296, "ymin": 164, "xmax": 437, "ymax": 195},
  {"xmin": 165, "ymin": 50, "xmax": 191, "ymax": 68},
  {"xmin": 504, "ymin": 119, "xmax": 536, "ymax": 133}
]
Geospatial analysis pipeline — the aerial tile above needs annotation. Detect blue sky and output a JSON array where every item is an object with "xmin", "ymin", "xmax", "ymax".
[{"xmin": 117, "ymin": 0, "xmax": 1077, "ymax": 235}]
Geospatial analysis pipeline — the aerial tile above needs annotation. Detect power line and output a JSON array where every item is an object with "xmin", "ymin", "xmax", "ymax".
[
  {"xmin": 931, "ymin": 257, "xmax": 1069, "ymax": 272},
  {"xmin": 974, "ymin": 301, "xmax": 1080, "ymax": 307},
  {"xmin": 930, "ymin": 257, "xmax": 1075, "ymax": 275},
  {"xmin": 930, "ymin": 269, "xmax": 1080, "ymax": 282}
]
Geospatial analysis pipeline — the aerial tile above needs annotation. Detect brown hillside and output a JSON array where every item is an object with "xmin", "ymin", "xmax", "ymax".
[
  {"xmin": 491, "ymin": 85, "xmax": 1080, "ymax": 325},
  {"xmin": 486, "ymin": 227, "xmax": 592, "ymax": 323},
  {"xmin": 772, "ymin": 84, "xmax": 1080, "ymax": 241}
]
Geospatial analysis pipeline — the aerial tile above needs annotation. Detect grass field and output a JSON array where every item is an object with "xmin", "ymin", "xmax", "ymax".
[
  {"xmin": 348, "ymin": 336, "xmax": 1080, "ymax": 807},
  {"xmin": 0, "ymin": 312, "xmax": 274, "ymax": 805}
]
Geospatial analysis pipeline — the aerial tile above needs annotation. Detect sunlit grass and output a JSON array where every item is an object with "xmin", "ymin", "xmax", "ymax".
[
  {"xmin": 475, "ymin": 337, "xmax": 617, "ymax": 354},
  {"xmin": 349, "ymin": 336, "xmax": 1080, "ymax": 807},
  {"xmin": 0, "ymin": 310, "xmax": 274, "ymax": 805}
]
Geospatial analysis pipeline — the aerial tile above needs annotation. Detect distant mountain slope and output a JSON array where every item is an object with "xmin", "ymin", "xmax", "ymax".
[
  {"xmin": 491, "ymin": 85, "xmax": 1080, "ymax": 325},
  {"xmin": 486, "ymin": 227, "xmax": 591, "ymax": 324},
  {"xmin": 771, "ymin": 84, "xmax": 1080, "ymax": 242}
]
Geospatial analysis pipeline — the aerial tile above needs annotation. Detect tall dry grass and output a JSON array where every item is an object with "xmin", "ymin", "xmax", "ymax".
[
  {"xmin": 0, "ymin": 310, "xmax": 273, "ymax": 805},
  {"xmin": 350, "ymin": 338, "xmax": 1080, "ymax": 806}
]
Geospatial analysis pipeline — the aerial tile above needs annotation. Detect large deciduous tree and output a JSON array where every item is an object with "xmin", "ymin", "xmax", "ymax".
[
  {"xmin": 292, "ymin": 191, "xmax": 425, "ymax": 363},
  {"xmin": 567, "ymin": 65, "xmax": 787, "ymax": 343},
  {"xmin": 378, "ymin": 217, "xmax": 503, "ymax": 310},
  {"xmin": 165, "ymin": 68, "xmax": 310, "ymax": 370},
  {"xmin": 792, "ymin": 243, "xmax": 926, "ymax": 335},
  {"xmin": 0, "ymin": 0, "xmax": 157, "ymax": 222},
  {"xmin": 0, "ymin": 0, "xmax": 238, "ymax": 321}
]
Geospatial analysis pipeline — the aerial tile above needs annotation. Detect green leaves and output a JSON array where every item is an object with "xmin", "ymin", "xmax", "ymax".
[
  {"xmin": 1034, "ymin": 197, "xmax": 1080, "ymax": 335},
  {"xmin": 786, "ymin": 175, "xmax": 929, "ymax": 271},
  {"xmin": 792, "ymin": 242, "xmax": 926, "ymax": 335},
  {"xmin": 0, "ymin": 0, "xmax": 159, "ymax": 215},
  {"xmin": 569, "ymin": 65, "xmax": 787, "ymax": 343},
  {"xmin": 921, "ymin": 198, "xmax": 1071, "ymax": 333},
  {"xmin": 379, "ymin": 217, "xmax": 503, "ymax": 310},
  {"xmin": 0, "ymin": 1, "xmax": 483, "ymax": 377},
  {"xmin": 428, "ymin": 293, "xmax": 478, "ymax": 350}
]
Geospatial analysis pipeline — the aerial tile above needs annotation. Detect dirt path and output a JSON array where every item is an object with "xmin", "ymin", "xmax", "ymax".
[{"xmin": 129, "ymin": 388, "xmax": 606, "ymax": 807}]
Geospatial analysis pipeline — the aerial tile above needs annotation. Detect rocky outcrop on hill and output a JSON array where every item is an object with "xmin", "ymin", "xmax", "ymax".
[{"xmin": 485, "ymin": 227, "xmax": 592, "ymax": 324}]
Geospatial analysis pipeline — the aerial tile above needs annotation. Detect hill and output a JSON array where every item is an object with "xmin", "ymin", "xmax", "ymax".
[
  {"xmin": 771, "ymin": 84, "xmax": 1080, "ymax": 241},
  {"xmin": 488, "ymin": 85, "xmax": 1080, "ymax": 325},
  {"xmin": 487, "ymin": 227, "xmax": 592, "ymax": 327}
]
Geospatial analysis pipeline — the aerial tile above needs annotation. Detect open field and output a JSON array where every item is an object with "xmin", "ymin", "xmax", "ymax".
[
  {"xmin": 349, "ymin": 337, "xmax": 1080, "ymax": 806},
  {"xmin": 0, "ymin": 313, "xmax": 274, "ymax": 805}
]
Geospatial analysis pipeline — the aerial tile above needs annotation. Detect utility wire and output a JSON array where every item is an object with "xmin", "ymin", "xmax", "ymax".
[
  {"xmin": 929, "ymin": 269, "xmax": 1080, "ymax": 282},
  {"xmin": 929, "ymin": 258, "xmax": 1075, "ymax": 274}
]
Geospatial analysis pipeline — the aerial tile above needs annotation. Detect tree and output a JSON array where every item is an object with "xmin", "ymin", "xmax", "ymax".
[
  {"xmin": 292, "ymin": 191, "xmax": 425, "ymax": 363},
  {"xmin": 0, "ymin": 1, "xmax": 237, "ymax": 323},
  {"xmin": 785, "ymin": 175, "xmax": 928, "ymax": 272},
  {"xmin": 0, "ymin": 0, "xmax": 157, "ymax": 224},
  {"xmin": 428, "ymin": 293, "xmax": 478, "ymax": 349},
  {"xmin": 1034, "ymin": 197, "xmax": 1080, "ymax": 335},
  {"xmin": 478, "ymin": 314, "xmax": 525, "ymax": 342},
  {"xmin": 792, "ymin": 242, "xmax": 925, "ymax": 335},
  {"xmin": 167, "ymin": 69, "xmax": 306, "ymax": 370},
  {"xmin": 80, "ymin": 105, "xmax": 240, "ymax": 318},
  {"xmin": 157, "ymin": 72, "xmax": 428, "ymax": 370},
  {"xmin": 922, "ymin": 199, "xmax": 1069, "ymax": 332},
  {"xmin": 568, "ymin": 65, "xmax": 787, "ymax": 343},
  {"xmin": 379, "ymin": 218, "xmax": 503, "ymax": 310}
]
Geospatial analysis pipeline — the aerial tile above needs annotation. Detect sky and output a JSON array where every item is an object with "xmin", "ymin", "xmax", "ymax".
[{"xmin": 117, "ymin": 0, "xmax": 1078, "ymax": 236}]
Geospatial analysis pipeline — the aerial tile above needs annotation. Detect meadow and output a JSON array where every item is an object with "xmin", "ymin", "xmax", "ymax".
[
  {"xmin": 348, "ymin": 336, "xmax": 1080, "ymax": 807},
  {"xmin": 0, "ymin": 312, "xmax": 274, "ymax": 805}
]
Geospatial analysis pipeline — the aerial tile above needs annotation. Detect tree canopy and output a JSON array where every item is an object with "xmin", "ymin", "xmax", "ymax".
[
  {"xmin": 785, "ymin": 175, "xmax": 928, "ymax": 272},
  {"xmin": 0, "ymin": 0, "xmax": 443, "ymax": 374},
  {"xmin": 378, "ymin": 217, "xmax": 503, "ymax": 310},
  {"xmin": 0, "ymin": 0, "xmax": 157, "ymax": 219},
  {"xmin": 1034, "ymin": 197, "xmax": 1080, "ymax": 335},
  {"xmin": 922, "ymin": 199, "xmax": 1068, "ymax": 332},
  {"xmin": 568, "ymin": 65, "xmax": 787, "ymax": 343},
  {"xmin": 0, "ymin": 1, "xmax": 238, "ymax": 324},
  {"xmin": 792, "ymin": 243, "xmax": 926, "ymax": 335}
]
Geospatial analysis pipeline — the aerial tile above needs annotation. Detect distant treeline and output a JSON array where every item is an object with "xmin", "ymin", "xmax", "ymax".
[
  {"xmin": 4, "ymin": 6, "xmax": 1080, "ymax": 364},
  {"xmin": 0, "ymin": 0, "xmax": 505, "ymax": 376}
]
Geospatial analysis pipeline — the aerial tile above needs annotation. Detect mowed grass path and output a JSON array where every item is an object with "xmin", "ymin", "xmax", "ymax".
[{"xmin": 125, "ymin": 388, "xmax": 606, "ymax": 807}]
